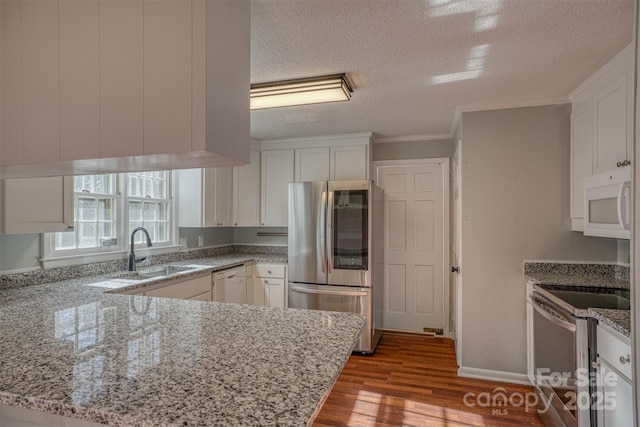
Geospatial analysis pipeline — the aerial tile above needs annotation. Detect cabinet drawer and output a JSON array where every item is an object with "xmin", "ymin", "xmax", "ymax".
[
  {"xmin": 254, "ymin": 264, "xmax": 285, "ymax": 279},
  {"xmin": 213, "ymin": 266, "xmax": 245, "ymax": 281},
  {"xmin": 144, "ymin": 275, "xmax": 211, "ymax": 300},
  {"xmin": 597, "ymin": 324, "xmax": 632, "ymax": 380}
]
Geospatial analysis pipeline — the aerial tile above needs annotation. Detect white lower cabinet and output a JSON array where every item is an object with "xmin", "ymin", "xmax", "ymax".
[
  {"xmin": 249, "ymin": 263, "xmax": 287, "ymax": 308},
  {"xmin": 596, "ymin": 324, "xmax": 633, "ymax": 427},
  {"xmin": 143, "ymin": 274, "xmax": 212, "ymax": 301},
  {"xmin": 212, "ymin": 266, "xmax": 246, "ymax": 304}
]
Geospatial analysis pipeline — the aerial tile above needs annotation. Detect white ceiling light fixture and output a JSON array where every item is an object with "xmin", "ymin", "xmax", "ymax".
[{"xmin": 250, "ymin": 74, "xmax": 353, "ymax": 110}]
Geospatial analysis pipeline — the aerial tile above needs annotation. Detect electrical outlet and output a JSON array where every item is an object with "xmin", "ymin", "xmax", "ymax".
[{"xmin": 198, "ymin": 236, "xmax": 204, "ymax": 247}]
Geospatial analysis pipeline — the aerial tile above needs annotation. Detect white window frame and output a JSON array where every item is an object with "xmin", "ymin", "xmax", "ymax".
[{"xmin": 42, "ymin": 171, "xmax": 179, "ymax": 268}]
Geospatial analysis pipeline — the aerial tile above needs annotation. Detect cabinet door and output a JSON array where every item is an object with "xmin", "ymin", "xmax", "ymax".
[
  {"xmin": 214, "ymin": 168, "xmax": 232, "ymax": 226},
  {"xmin": 264, "ymin": 279, "xmax": 286, "ymax": 308},
  {"xmin": 330, "ymin": 145, "xmax": 368, "ymax": 180},
  {"xmin": 599, "ymin": 361, "xmax": 633, "ymax": 426},
  {"xmin": 202, "ymin": 168, "xmax": 232, "ymax": 227},
  {"xmin": 252, "ymin": 277, "xmax": 266, "ymax": 306},
  {"xmin": 233, "ymin": 150, "xmax": 261, "ymax": 226},
  {"xmin": 295, "ymin": 147, "xmax": 330, "ymax": 181},
  {"xmin": 593, "ymin": 73, "xmax": 631, "ymax": 174},
  {"xmin": 570, "ymin": 107, "xmax": 593, "ymax": 231},
  {"xmin": 261, "ymin": 149, "xmax": 294, "ymax": 226},
  {"xmin": 99, "ymin": 0, "xmax": 144, "ymax": 158},
  {"xmin": 2, "ymin": 176, "xmax": 74, "ymax": 234}
]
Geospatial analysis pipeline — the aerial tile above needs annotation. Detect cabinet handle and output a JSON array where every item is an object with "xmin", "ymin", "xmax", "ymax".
[
  {"xmin": 66, "ymin": 224, "xmax": 74, "ymax": 230},
  {"xmin": 268, "ymin": 270, "xmax": 272, "ymax": 274},
  {"xmin": 451, "ymin": 266, "xmax": 460, "ymax": 273},
  {"xmin": 234, "ymin": 222, "xmax": 238, "ymax": 226},
  {"xmin": 617, "ymin": 160, "xmax": 631, "ymax": 167},
  {"xmin": 592, "ymin": 361, "xmax": 600, "ymax": 370},
  {"xmin": 619, "ymin": 354, "xmax": 631, "ymax": 364}
]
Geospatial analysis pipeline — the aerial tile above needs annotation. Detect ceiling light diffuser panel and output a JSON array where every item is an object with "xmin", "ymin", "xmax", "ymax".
[{"xmin": 250, "ymin": 74, "xmax": 353, "ymax": 110}]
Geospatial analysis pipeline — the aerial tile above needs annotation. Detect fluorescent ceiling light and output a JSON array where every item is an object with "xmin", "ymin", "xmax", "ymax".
[{"xmin": 250, "ymin": 74, "xmax": 353, "ymax": 110}]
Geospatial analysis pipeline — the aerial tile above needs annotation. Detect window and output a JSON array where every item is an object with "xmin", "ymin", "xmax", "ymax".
[
  {"xmin": 125, "ymin": 172, "xmax": 170, "ymax": 245},
  {"xmin": 47, "ymin": 171, "xmax": 175, "ymax": 259},
  {"xmin": 55, "ymin": 175, "xmax": 117, "ymax": 251}
]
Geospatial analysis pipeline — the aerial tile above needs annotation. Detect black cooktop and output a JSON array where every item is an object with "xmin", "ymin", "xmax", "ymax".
[{"xmin": 537, "ymin": 284, "xmax": 630, "ymax": 310}]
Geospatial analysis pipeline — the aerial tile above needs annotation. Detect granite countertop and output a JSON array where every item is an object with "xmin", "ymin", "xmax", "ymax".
[
  {"xmin": 524, "ymin": 273, "xmax": 629, "ymax": 290},
  {"xmin": 589, "ymin": 308, "xmax": 631, "ymax": 338},
  {"xmin": 524, "ymin": 261, "xmax": 630, "ymax": 339},
  {"xmin": 0, "ymin": 253, "xmax": 365, "ymax": 426}
]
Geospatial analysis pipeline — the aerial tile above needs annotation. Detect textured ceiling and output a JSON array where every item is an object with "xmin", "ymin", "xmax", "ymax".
[{"xmin": 250, "ymin": 0, "xmax": 634, "ymax": 141}]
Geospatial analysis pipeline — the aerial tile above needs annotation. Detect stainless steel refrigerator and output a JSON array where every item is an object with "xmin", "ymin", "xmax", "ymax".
[{"xmin": 287, "ymin": 180, "xmax": 384, "ymax": 353}]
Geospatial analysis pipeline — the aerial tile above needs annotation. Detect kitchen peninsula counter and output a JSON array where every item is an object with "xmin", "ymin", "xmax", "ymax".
[{"xmin": 0, "ymin": 253, "xmax": 364, "ymax": 426}]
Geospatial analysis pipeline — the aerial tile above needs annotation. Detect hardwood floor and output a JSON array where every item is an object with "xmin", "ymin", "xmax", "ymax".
[{"xmin": 313, "ymin": 333, "xmax": 544, "ymax": 427}]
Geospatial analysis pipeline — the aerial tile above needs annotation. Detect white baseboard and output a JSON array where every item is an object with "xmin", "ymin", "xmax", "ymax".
[{"xmin": 458, "ymin": 366, "xmax": 532, "ymax": 386}]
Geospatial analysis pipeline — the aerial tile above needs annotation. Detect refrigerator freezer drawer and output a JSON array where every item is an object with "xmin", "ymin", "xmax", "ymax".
[{"xmin": 288, "ymin": 283, "xmax": 379, "ymax": 353}]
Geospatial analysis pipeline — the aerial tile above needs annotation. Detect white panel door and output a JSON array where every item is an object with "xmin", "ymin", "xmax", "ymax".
[{"xmin": 378, "ymin": 163, "xmax": 446, "ymax": 332}]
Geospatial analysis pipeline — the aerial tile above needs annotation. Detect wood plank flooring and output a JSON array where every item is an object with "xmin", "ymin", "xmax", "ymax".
[{"xmin": 313, "ymin": 333, "xmax": 544, "ymax": 427}]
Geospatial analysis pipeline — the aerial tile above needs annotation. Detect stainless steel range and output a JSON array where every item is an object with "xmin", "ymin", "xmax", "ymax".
[{"xmin": 531, "ymin": 285, "xmax": 630, "ymax": 427}]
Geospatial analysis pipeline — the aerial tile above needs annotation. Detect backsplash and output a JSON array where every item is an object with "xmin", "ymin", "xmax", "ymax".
[
  {"xmin": 523, "ymin": 261, "xmax": 629, "ymax": 281},
  {"xmin": 0, "ymin": 245, "xmax": 286, "ymax": 290}
]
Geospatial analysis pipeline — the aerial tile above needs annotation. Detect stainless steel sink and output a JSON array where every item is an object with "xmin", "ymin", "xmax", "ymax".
[{"xmin": 113, "ymin": 266, "xmax": 198, "ymax": 280}]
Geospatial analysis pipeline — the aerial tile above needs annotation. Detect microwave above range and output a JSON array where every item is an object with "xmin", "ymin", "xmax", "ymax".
[{"xmin": 583, "ymin": 166, "xmax": 630, "ymax": 240}]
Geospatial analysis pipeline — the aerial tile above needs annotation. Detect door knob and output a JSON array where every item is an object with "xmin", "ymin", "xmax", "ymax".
[{"xmin": 451, "ymin": 266, "xmax": 460, "ymax": 273}]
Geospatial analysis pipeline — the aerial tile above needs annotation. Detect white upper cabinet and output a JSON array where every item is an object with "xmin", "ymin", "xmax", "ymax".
[
  {"xmin": 569, "ymin": 44, "xmax": 633, "ymax": 231},
  {"xmin": 1, "ymin": 177, "xmax": 74, "ymax": 234},
  {"xmin": 295, "ymin": 147, "xmax": 331, "ymax": 181},
  {"xmin": 261, "ymin": 150, "xmax": 294, "ymax": 226},
  {"xmin": 233, "ymin": 150, "xmax": 261, "ymax": 226},
  {"xmin": 330, "ymin": 145, "xmax": 369, "ymax": 180},
  {"xmin": 0, "ymin": 0, "xmax": 250, "ymax": 179},
  {"xmin": 176, "ymin": 168, "xmax": 233, "ymax": 228}
]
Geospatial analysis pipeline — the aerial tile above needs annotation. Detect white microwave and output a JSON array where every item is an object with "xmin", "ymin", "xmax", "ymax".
[{"xmin": 583, "ymin": 166, "xmax": 631, "ymax": 239}]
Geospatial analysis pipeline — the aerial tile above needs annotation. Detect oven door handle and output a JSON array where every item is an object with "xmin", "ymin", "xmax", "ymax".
[
  {"xmin": 532, "ymin": 296, "xmax": 576, "ymax": 332},
  {"xmin": 290, "ymin": 284, "xmax": 369, "ymax": 297}
]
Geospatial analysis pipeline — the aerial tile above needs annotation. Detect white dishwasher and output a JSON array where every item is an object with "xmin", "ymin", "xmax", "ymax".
[{"xmin": 212, "ymin": 266, "xmax": 247, "ymax": 304}]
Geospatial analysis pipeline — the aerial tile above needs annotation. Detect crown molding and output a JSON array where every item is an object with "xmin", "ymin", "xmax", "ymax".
[
  {"xmin": 450, "ymin": 96, "xmax": 570, "ymax": 135},
  {"xmin": 569, "ymin": 42, "xmax": 633, "ymax": 101},
  {"xmin": 260, "ymin": 132, "xmax": 373, "ymax": 145},
  {"xmin": 373, "ymin": 134, "xmax": 452, "ymax": 144}
]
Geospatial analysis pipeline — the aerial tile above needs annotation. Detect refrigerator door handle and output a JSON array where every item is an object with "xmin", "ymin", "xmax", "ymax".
[
  {"xmin": 326, "ymin": 190, "xmax": 334, "ymax": 273},
  {"xmin": 319, "ymin": 191, "xmax": 326, "ymax": 274},
  {"xmin": 290, "ymin": 284, "xmax": 369, "ymax": 297}
]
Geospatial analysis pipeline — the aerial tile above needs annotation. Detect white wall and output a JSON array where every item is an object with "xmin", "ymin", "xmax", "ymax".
[{"xmin": 459, "ymin": 104, "xmax": 619, "ymax": 375}]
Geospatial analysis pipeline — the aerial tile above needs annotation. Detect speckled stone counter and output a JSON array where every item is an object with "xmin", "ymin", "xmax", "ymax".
[
  {"xmin": 524, "ymin": 261, "xmax": 630, "ymax": 340},
  {"xmin": 0, "ymin": 254, "xmax": 366, "ymax": 426},
  {"xmin": 524, "ymin": 261, "xmax": 629, "ymax": 290},
  {"xmin": 589, "ymin": 308, "xmax": 631, "ymax": 338}
]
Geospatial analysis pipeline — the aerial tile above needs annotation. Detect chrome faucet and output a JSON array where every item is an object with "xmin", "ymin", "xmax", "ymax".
[{"xmin": 128, "ymin": 227, "xmax": 153, "ymax": 271}]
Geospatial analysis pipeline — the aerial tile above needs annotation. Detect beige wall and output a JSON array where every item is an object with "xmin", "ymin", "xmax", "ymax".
[
  {"xmin": 459, "ymin": 104, "xmax": 619, "ymax": 375},
  {"xmin": 373, "ymin": 138, "xmax": 454, "ymax": 161}
]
